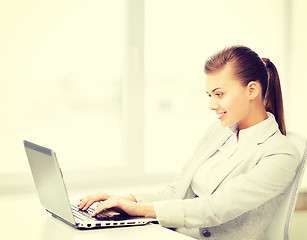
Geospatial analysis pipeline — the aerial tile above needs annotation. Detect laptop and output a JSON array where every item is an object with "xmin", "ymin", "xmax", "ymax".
[{"xmin": 23, "ymin": 140, "xmax": 157, "ymax": 229}]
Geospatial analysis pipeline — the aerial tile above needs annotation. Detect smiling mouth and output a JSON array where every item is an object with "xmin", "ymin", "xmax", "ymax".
[{"xmin": 217, "ymin": 112, "xmax": 226, "ymax": 120}]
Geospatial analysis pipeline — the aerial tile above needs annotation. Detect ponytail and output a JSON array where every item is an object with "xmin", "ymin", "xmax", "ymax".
[{"xmin": 262, "ymin": 58, "xmax": 286, "ymax": 135}]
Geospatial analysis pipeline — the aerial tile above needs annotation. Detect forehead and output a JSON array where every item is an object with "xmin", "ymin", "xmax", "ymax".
[{"xmin": 205, "ymin": 64, "xmax": 242, "ymax": 92}]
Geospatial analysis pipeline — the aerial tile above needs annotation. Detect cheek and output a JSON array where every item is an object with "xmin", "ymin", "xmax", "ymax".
[{"xmin": 224, "ymin": 94, "xmax": 249, "ymax": 114}]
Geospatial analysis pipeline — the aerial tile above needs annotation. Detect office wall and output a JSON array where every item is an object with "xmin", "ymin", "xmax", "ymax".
[{"xmin": 0, "ymin": 0, "xmax": 126, "ymax": 174}]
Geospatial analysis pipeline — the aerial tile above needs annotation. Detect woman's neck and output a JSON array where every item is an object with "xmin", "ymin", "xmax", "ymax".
[{"xmin": 238, "ymin": 104, "xmax": 268, "ymax": 132}]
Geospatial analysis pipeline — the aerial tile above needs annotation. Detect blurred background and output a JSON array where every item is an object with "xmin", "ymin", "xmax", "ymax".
[{"xmin": 0, "ymin": 0, "xmax": 306, "ymax": 197}]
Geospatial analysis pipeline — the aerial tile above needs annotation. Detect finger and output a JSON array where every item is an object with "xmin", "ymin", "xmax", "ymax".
[
  {"xmin": 92, "ymin": 193, "xmax": 109, "ymax": 201},
  {"xmin": 78, "ymin": 194, "xmax": 92, "ymax": 207},
  {"xmin": 78, "ymin": 197, "xmax": 91, "ymax": 209},
  {"xmin": 82, "ymin": 199, "xmax": 96, "ymax": 210},
  {"xmin": 79, "ymin": 198, "xmax": 94, "ymax": 210},
  {"xmin": 79, "ymin": 193, "xmax": 102, "ymax": 209},
  {"xmin": 79, "ymin": 193, "xmax": 111, "ymax": 210},
  {"xmin": 93, "ymin": 200, "xmax": 119, "ymax": 216},
  {"xmin": 78, "ymin": 199, "xmax": 86, "ymax": 209},
  {"xmin": 96, "ymin": 202, "xmax": 119, "ymax": 214}
]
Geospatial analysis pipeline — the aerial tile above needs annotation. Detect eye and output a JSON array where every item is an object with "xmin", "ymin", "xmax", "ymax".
[{"xmin": 215, "ymin": 92, "xmax": 223, "ymax": 97}]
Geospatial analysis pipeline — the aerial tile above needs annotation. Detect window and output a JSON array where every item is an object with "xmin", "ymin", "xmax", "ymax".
[{"xmin": 0, "ymin": 0, "xmax": 126, "ymax": 176}]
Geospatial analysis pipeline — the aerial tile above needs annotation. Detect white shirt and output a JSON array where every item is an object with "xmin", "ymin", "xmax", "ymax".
[{"xmin": 191, "ymin": 113, "xmax": 271, "ymax": 197}]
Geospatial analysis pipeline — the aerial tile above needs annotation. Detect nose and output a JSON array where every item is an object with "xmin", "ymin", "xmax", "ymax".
[{"xmin": 209, "ymin": 98, "xmax": 219, "ymax": 111}]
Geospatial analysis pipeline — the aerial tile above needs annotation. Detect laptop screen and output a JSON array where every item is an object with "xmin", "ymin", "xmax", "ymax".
[{"xmin": 24, "ymin": 140, "xmax": 75, "ymax": 224}]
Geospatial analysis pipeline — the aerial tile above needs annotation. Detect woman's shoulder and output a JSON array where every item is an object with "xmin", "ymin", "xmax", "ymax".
[{"xmin": 262, "ymin": 130, "xmax": 301, "ymax": 163}]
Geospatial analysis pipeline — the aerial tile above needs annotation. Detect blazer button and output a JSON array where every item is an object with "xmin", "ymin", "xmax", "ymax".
[{"xmin": 203, "ymin": 230, "xmax": 211, "ymax": 237}]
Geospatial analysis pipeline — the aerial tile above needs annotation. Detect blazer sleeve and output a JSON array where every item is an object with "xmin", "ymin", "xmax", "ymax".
[{"xmin": 152, "ymin": 141, "xmax": 301, "ymax": 229}]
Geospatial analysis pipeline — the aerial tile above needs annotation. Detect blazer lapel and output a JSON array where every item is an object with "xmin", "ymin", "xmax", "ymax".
[
  {"xmin": 206, "ymin": 142, "xmax": 258, "ymax": 195},
  {"xmin": 176, "ymin": 128, "xmax": 232, "ymax": 199},
  {"xmin": 177, "ymin": 113, "xmax": 279, "ymax": 199},
  {"xmin": 207, "ymin": 113, "xmax": 279, "ymax": 195}
]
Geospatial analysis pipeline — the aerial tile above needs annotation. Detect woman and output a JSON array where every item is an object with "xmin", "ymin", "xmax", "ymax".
[{"xmin": 78, "ymin": 46, "xmax": 300, "ymax": 239}]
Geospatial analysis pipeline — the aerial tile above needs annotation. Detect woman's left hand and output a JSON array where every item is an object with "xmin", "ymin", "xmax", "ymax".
[{"xmin": 93, "ymin": 198, "xmax": 156, "ymax": 219}]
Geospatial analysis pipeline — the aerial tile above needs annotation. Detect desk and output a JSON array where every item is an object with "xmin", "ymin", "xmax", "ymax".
[{"xmin": 0, "ymin": 193, "xmax": 194, "ymax": 240}]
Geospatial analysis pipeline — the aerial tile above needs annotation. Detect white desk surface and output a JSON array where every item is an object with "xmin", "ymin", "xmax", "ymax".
[{"xmin": 0, "ymin": 192, "xmax": 194, "ymax": 240}]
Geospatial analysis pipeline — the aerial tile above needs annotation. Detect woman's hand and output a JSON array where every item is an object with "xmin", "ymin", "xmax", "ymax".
[
  {"xmin": 93, "ymin": 198, "xmax": 156, "ymax": 219},
  {"xmin": 78, "ymin": 192, "xmax": 137, "ymax": 211}
]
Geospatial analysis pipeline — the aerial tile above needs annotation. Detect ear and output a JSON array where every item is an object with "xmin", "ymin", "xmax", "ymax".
[{"xmin": 247, "ymin": 81, "xmax": 260, "ymax": 100}]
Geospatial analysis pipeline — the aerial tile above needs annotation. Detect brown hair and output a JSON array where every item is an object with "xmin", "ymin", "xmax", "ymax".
[{"xmin": 204, "ymin": 45, "xmax": 286, "ymax": 135}]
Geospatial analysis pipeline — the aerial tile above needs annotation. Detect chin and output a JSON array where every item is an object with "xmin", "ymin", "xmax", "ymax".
[
  {"xmin": 220, "ymin": 121, "xmax": 228, "ymax": 127},
  {"xmin": 220, "ymin": 120, "xmax": 235, "ymax": 128}
]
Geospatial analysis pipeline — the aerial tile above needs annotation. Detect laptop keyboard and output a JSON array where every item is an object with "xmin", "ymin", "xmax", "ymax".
[
  {"xmin": 71, "ymin": 205, "xmax": 129, "ymax": 221},
  {"xmin": 71, "ymin": 205, "xmax": 95, "ymax": 221}
]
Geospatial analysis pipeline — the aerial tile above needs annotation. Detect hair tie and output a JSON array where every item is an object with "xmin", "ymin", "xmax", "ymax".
[{"xmin": 262, "ymin": 58, "xmax": 271, "ymax": 68}]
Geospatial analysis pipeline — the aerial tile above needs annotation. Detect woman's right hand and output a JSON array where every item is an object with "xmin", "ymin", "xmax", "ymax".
[{"xmin": 78, "ymin": 192, "xmax": 137, "ymax": 211}]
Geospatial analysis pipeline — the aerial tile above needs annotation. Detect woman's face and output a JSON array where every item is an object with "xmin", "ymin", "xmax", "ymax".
[{"xmin": 205, "ymin": 64, "xmax": 251, "ymax": 128}]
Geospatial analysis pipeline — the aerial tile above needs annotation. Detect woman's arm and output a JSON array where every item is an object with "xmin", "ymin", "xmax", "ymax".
[{"xmin": 79, "ymin": 123, "xmax": 220, "ymax": 218}]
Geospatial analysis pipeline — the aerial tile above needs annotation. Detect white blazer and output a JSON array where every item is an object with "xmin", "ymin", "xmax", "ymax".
[{"xmin": 135, "ymin": 113, "xmax": 300, "ymax": 239}]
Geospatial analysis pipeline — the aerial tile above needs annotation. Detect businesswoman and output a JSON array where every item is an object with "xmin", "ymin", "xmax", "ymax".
[{"xmin": 78, "ymin": 45, "xmax": 300, "ymax": 239}]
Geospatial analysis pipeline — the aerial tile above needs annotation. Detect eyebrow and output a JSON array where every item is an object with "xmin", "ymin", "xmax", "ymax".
[{"xmin": 206, "ymin": 87, "xmax": 221, "ymax": 94}]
